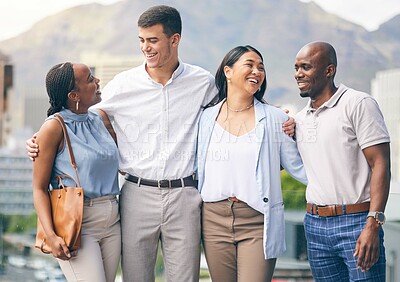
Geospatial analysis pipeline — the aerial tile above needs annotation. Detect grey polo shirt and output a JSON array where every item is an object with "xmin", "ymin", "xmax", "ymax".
[{"xmin": 295, "ymin": 84, "xmax": 390, "ymax": 205}]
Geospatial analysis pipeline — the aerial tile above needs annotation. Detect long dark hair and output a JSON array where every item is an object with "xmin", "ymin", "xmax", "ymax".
[
  {"xmin": 206, "ymin": 45, "xmax": 267, "ymax": 108},
  {"xmin": 46, "ymin": 62, "xmax": 75, "ymax": 116}
]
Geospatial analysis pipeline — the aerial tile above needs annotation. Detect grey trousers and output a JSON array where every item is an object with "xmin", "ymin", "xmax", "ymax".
[
  {"xmin": 120, "ymin": 180, "xmax": 202, "ymax": 282},
  {"xmin": 202, "ymin": 200, "xmax": 277, "ymax": 282},
  {"xmin": 58, "ymin": 195, "xmax": 121, "ymax": 282}
]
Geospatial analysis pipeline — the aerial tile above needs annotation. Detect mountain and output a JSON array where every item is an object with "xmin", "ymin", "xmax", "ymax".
[{"xmin": 0, "ymin": 0, "xmax": 399, "ymax": 110}]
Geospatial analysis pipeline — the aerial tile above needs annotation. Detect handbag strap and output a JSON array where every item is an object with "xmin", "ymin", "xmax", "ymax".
[{"xmin": 54, "ymin": 113, "xmax": 82, "ymax": 187}]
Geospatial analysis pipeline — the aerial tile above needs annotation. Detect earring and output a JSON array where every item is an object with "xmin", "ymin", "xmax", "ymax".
[
  {"xmin": 76, "ymin": 100, "xmax": 79, "ymax": 111},
  {"xmin": 227, "ymin": 79, "xmax": 231, "ymax": 83}
]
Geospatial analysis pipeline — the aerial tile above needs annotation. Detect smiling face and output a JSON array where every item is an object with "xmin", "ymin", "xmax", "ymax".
[
  {"xmin": 294, "ymin": 44, "xmax": 332, "ymax": 99},
  {"xmin": 139, "ymin": 23, "xmax": 179, "ymax": 71},
  {"xmin": 71, "ymin": 64, "xmax": 101, "ymax": 111},
  {"xmin": 225, "ymin": 51, "xmax": 266, "ymax": 98}
]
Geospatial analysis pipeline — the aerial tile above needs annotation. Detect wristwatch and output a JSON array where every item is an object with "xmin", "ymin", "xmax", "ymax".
[{"xmin": 367, "ymin": 211, "xmax": 386, "ymax": 225}]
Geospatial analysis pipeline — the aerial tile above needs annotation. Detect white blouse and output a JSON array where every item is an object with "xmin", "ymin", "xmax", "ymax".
[{"xmin": 201, "ymin": 122, "xmax": 264, "ymax": 213}]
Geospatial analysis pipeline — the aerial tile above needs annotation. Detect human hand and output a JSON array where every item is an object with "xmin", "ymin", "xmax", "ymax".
[
  {"xmin": 49, "ymin": 235, "xmax": 73, "ymax": 261},
  {"xmin": 26, "ymin": 133, "xmax": 38, "ymax": 161},
  {"xmin": 353, "ymin": 220, "xmax": 381, "ymax": 272},
  {"xmin": 282, "ymin": 116, "xmax": 296, "ymax": 137}
]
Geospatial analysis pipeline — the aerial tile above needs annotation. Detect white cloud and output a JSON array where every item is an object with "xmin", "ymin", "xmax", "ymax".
[
  {"xmin": 0, "ymin": 0, "xmax": 121, "ymax": 40},
  {"xmin": 300, "ymin": 0, "xmax": 400, "ymax": 31}
]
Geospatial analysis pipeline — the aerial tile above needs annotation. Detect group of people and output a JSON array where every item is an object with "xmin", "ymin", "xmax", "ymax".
[{"xmin": 29, "ymin": 4, "xmax": 391, "ymax": 282}]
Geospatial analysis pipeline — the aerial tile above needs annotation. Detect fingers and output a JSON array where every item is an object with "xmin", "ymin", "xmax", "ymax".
[
  {"xmin": 362, "ymin": 244, "xmax": 379, "ymax": 271},
  {"xmin": 61, "ymin": 244, "xmax": 72, "ymax": 260},
  {"xmin": 26, "ymin": 138, "xmax": 39, "ymax": 160},
  {"xmin": 54, "ymin": 246, "xmax": 71, "ymax": 261},
  {"xmin": 51, "ymin": 240, "xmax": 72, "ymax": 261},
  {"xmin": 354, "ymin": 237, "xmax": 380, "ymax": 272},
  {"xmin": 70, "ymin": 250, "xmax": 79, "ymax": 257},
  {"xmin": 282, "ymin": 117, "xmax": 296, "ymax": 137}
]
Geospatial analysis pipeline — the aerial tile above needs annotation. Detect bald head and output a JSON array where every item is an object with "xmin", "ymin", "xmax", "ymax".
[
  {"xmin": 298, "ymin": 41, "xmax": 337, "ymax": 69},
  {"xmin": 294, "ymin": 41, "xmax": 338, "ymax": 101}
]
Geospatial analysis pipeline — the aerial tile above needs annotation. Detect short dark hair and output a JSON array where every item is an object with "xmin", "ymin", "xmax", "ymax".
[
  {"xmin": 209, "ymin": 45, "xmax": 267, "ymax": 107},
  {"xmin": 138, "ymin": 5, "xmax": 182, "ymax": 37}
]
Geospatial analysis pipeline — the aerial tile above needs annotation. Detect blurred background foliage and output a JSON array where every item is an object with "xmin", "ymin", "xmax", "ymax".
[{"xmin": 281, "ymin": 170, "xmax": 307, "ymax": 210}]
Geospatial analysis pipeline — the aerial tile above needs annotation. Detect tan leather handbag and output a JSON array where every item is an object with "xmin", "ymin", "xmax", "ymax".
[{"xmin": 35, "ymin": 113, "xmax": 84, "ymax": 254}]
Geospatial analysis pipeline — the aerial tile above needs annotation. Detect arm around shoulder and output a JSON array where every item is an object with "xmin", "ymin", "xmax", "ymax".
[{"xmin": 98, "ymin": 109, "xmax": 117, "ymax": 144}]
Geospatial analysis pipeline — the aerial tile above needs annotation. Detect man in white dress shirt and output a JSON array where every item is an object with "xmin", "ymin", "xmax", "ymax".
[{"xmin": 95, "ymin": 5, "xmax": 217, "ymax": 281}]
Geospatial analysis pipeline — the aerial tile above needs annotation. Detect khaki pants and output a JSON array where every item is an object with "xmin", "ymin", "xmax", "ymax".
[
  {"xmin": 58, "ymin": 195, "xmax": 121, "ymax": 282},
  {"xmin": 202, "ymin": 200, "xmax": 276, "ymax": 282},
  {"xmin": 120, "ymin": 180, "xmax": 202, "ymax": 282}
]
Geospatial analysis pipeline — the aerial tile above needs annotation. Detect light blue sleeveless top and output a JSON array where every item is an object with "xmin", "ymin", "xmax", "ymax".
[{"xmin": 49, "ymin": 109, "xmax": 119, "ymax": 199}]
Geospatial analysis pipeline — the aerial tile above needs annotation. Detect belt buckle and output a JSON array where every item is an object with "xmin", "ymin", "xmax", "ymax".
[{"xmin": 157, "ymin": 180, "xmax": 170, "ymax": 189}]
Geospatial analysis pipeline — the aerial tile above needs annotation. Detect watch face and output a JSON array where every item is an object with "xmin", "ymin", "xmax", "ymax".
[{"xmin": 376, "ymin": 212, "xmax": 386, "ymax": 223}]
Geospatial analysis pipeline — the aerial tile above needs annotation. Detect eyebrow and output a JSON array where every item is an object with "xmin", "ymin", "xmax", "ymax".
[
  {"xmin": 138, "ymin": 36, "xmax": 158, "ymax": 40},
  {"xmin": 244, "ymin": 59, "xmax": 264, "ymax": 65}
]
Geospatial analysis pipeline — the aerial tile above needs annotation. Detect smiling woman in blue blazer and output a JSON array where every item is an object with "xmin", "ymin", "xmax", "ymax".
[{"xmin": 197, "ymin": 45, "xmax": 308, "ymax": 282}]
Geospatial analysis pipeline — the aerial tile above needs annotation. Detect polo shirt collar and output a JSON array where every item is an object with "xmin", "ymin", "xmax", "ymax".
[{"xmin": 306, "ymin": 83, "xmax": 348, "ymax": 114}]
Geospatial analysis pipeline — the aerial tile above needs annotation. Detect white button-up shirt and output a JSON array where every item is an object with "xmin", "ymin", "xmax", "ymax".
[{"xmin": 93, "ymin": 60, "xmax": 217, "ymax": 180}]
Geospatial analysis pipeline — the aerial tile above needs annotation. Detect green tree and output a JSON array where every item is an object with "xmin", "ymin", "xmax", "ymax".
[
  {"xmin": 281, "ymin": 170, "xmax": 306, "ymax": 210},
  {"xmin": 3, "ymin": 213, "xmax": 37, "ymax": 233}
]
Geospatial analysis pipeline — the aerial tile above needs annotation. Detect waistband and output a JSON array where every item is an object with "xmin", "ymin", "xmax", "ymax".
[
  {"xmin": 306, "ymin": 202, "xmax": 370, "ymax": 217},
  {"xmin": 125, "ymin": 174, "xmax": 196, "ymax": 188},
  {"xmin": 84, "ymin": 195, "xmax": 117, "ymax": 206},
  {"xmin": 228, "ymin": 197, "xmax": 240, "ymax": 203}
]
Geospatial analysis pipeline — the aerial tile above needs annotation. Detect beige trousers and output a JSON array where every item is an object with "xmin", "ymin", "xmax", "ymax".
[
  {"xmin": 58, "ymin": 195, "xmax": 121, "ymax": 282},
  {"xmin": 202, "ymin": 200, "xmax": 276, "ymax": 282},
  {"xmin": 120, "ymin": 180, "xmax": 202, "ymax": 282}
]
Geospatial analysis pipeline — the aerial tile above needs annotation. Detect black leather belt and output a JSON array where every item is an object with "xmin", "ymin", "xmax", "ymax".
[{"xmin": 125, "ymin": 174, "xmax": 196, "ymax": 188}]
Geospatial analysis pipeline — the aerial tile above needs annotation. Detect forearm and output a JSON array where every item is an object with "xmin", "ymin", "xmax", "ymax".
[
  {"xmin": 368, "ymin": 146, "xmax": 391, "ymax": 212},
  {"xmin": 33, "ymin": 188, "xmax": 57, "ymax": 238}
]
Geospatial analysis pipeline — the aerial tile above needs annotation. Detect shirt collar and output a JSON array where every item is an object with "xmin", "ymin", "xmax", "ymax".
[
  {"xmin": 142, "ymin": 58, "xmax": 184, "ymax": 83},
  {"xmin": 171, "ymin": 58, "xmax": 184, "ymax": 80},
  {"xmin": 306, "ymin": 83, "xmax": 348, "ymax": 114}
]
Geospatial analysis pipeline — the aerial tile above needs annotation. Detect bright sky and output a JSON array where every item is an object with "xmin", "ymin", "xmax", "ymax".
[{"xmin": 0, "ymin": 0, "xmax": 400, "ymax": 41}]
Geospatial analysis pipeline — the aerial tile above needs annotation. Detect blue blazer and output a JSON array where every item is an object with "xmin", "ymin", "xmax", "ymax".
[{"xmin": 197, "ymin": 99, "xmax": 307, "ymax": 259}]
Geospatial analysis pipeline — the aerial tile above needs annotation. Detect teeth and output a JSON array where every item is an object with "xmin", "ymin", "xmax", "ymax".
[{"xmin": 249, "ymin": 79, "xmax": 258, "ymax": 84}]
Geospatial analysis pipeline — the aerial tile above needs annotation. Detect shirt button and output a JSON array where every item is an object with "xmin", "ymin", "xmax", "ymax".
[{"xmin": 263, "ymin": 197, "xmax": 269, "ymax": 203}]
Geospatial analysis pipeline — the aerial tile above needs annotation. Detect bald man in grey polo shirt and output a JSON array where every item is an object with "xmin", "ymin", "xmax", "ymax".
[{"xmin": 294, "ymin": 41, "xmax": 390, "ymax": 282}]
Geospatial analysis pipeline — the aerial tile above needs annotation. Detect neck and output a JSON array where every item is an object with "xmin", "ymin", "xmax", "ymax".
[
  {"xmin": 311, "ymin": 84, "xmax": 338, "ymax": 109},
  {"xmin": 226, "ymin": 95, "xmax": 254, "ymax": 112},
  {"xmin": 69, "ymin": 107, "xmax": 88, "ymax": 115},
  {"xmin": 146, "ymin": 59, "xmax": 179, "ymax": 86}
]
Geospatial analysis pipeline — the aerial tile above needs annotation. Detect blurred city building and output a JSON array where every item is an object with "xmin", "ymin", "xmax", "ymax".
[
  {"xmin": 0, "ymin": 153, "xmax": 33, "ymax": 215},
  {"xmin": 0, "ymin": 52, "xmax": 13, "ymax": 147},
  {"xmin": 371, "ymin": 69, "xmax": 400, "ymax": 282},
  {"xmin": 372, "ymin": 69, "xmax": 400, "ymax": 183},
  {"xmin": 80, "ymin": 52, "xmax": 143, "ymax": 88}
]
